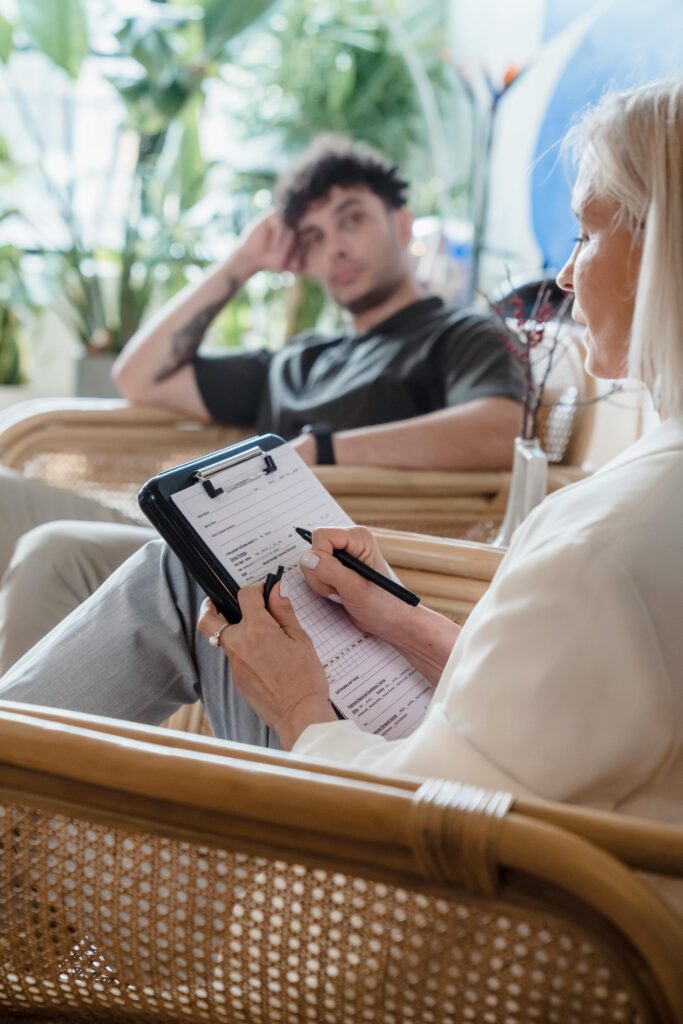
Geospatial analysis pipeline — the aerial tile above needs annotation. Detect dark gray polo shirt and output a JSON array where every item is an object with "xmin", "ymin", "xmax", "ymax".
[{"xmin": 194, "ymin": 297, "xmax": 524, "ymax": 438}]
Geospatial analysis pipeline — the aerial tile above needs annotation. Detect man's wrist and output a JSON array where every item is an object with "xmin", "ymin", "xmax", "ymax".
[{"xmin": 223, "ymin": 249, "xmax": 259, "ymax": 286}]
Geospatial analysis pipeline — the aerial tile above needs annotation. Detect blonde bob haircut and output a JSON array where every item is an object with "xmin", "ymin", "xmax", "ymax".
[{"xmin": 565, "ymin": 79, "xmax": 683, "ymax": 415}]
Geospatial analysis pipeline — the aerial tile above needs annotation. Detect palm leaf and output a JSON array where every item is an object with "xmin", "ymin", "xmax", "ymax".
[
  {"xmin": 0, "ymin": 12, "xmax": 13, "ymax": 63},
  {"xmin": 17, "ymin": 0, "xmax": 88, "ymax": 79}
]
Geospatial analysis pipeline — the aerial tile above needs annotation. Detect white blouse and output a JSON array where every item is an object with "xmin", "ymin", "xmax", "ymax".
[{"xmin": 296, "ymin": 417, "xmax": 683, "ymax": 825}]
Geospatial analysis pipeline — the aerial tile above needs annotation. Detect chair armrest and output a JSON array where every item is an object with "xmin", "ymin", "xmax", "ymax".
[
  {"xmin": 5, "ymin": 700, "xmax": 683, "ymax": 880},
  {"xmin": 373, "ymin": 527, "xmax": 504, "ymax": 579},
  {"xmin": 0, "ymin": 398, "xmax": 247, "ymax": 470}
]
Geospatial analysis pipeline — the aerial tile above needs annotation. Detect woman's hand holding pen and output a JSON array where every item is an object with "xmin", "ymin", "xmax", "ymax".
[
  {"xmin": 299, "ymin": 526, "xmax": 414, "ymax": 644},
  {"xmin": 197, "ymin": 584, "xmax": 335, "ymax": 750},
  {"xmin": 301, "ymin": 527, "xmax": 460, "ymax": 683},
  {"xmin": 198, "ymin": 526, "xmax": 459, "ymax": 745}
]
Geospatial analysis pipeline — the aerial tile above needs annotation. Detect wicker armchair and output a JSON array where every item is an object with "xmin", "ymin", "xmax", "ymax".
[
  {"xmin": 1, "ymin": 701, "xmax": 682, "ymax": 1024},
  {"xmin": 0, "ymin": 386, "xmax": 587, "ymax": 542}
]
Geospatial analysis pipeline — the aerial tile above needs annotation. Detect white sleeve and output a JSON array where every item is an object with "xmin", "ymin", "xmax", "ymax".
[{"xmin": 294, "ymin": 538, "xmax": 674, "ymax": 806}]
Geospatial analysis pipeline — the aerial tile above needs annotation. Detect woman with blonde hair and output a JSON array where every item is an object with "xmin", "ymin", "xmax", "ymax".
[{"xmin": 199, "ymin": 78, "xmax": 683, "ymax": 826}]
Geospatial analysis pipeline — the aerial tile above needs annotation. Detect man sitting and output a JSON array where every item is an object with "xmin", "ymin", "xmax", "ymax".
[{"xmin": 0, "ymin": 135, "xmax": 523, "ymax": 671}]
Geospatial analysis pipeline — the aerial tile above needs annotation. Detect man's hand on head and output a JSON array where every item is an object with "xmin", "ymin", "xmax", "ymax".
[{"xmin": 234, "ymin": 211, "xmax": 304, "ymax": 279}]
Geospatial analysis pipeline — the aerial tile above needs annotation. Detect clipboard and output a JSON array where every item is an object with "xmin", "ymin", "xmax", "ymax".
[
  {"xmin": 138, "ymin": 433, "xmax": 285, "ymax": 623},
  {"xmin": 138, "ymin": 432, "xmax": 433, "ymax": 740}
]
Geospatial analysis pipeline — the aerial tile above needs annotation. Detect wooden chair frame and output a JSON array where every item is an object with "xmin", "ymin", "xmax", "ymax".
[{"xmin": 1, "ymin": 702, "xmax": 683, "ymax": 1023}]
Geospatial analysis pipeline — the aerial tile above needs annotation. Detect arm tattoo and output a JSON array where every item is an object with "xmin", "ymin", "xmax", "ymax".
[{"xmin": 154, "ymin": 274, "xmax": 241, "ymax": 382}]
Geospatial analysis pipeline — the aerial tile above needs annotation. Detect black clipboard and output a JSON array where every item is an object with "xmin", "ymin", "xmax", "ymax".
[{"xmin": 138, "ymin": 433, "xmax": 286, "ymax": 623}]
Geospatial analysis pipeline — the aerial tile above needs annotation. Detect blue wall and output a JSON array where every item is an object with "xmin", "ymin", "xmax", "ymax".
[{"xmin": 531, "ymin": 0, "xmax": 683, "ymax": 269}]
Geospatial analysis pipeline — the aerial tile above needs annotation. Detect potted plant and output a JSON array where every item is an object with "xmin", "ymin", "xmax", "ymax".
[{"xmin": 0, "ymin": 0, "xmax": 277, "ymax": 394}]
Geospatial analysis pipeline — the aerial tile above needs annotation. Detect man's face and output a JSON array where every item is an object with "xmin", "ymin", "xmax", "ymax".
[{"xmin": 295, "ymin": 186, "xmax": 412, "ymax": 315}]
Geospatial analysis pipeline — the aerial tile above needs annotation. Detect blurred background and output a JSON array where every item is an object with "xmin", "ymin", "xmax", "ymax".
[{"xmin": 0, "ymin": 0, "xmax": 680, "ymax": 406}]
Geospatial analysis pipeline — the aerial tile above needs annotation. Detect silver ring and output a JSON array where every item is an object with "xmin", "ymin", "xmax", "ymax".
[{"xmin": 209, "ymin": 623, "xmax": 229, "ymax": 648}]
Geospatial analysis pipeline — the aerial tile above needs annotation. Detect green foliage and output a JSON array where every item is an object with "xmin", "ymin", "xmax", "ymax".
[
  {"xmin": 1, "ymin": 0, "xmax": 277, "ymax": 353},
  {"xmin": 110, "ymin": 16, "xmax": 202, "ymax": 135},
  {"xmin": 0, "ymin": 242, "xmax": 30, "ymax": 385},
  {"xmin": 236, "ymin": 0, "xmax": 453, "ymax": 209},
  {"xmin": 17, "ymin": 0, "xmax": 88, "ymax": 79},
  {"xmin": 0, "ymin": 12, "xmax": 13, "ymax": 63},
  {"xmin": 198, "ymin": 0, "xmax": 278, "ymax": 60},
  {"xmin": 0, "ymin": 306, "xmax": 26, "ymax": 386},
  {"xmin": 0, "ymin": 0, "xmax": 456, "ymax": 358},
  {"xmin": 288, "ymin": 279, "xmax": 328, "ymax": 338}
]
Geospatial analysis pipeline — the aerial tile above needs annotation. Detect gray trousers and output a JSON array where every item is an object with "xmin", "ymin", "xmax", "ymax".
[
  {"xmin": 0, "ymin": 466, "xmax": 137, "ymax": 576},
  {"xmin": 0, "ymin": 467, "xmax": 154, "ymax": 673},
  {"xmin": 0, "ymin": 537, "xmax": 279, "ymax": 750}
]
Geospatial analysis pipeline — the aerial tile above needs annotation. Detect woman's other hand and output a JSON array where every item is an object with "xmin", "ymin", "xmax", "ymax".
[{"xmin": 197, "ymin": 581, "xmax": 335, "ymax": 749}]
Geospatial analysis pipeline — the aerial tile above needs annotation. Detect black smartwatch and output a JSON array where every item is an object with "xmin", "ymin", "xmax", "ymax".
[{"xmin": 301, "ymin": 423, "xmax": 336, "ymax": 465}]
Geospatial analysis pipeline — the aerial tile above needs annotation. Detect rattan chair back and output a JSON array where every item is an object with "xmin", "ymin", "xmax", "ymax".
[{"xmin": 0, "ymin": 394, "xmax": 586, "ymax": 541}]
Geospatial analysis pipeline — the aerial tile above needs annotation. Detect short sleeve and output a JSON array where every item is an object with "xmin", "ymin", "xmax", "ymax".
[
  {"xmin": 439, "ymin": 310, "xmax": 525, "ymax": 407},
  {"xmin": 193, "ymin": 349, "xmax": 272, "ymax": 425}
]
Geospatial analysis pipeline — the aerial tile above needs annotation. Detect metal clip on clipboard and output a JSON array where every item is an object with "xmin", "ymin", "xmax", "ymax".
[{"xmin": 194, "ymin": 446, "xmax": 277, "ymax": 499}]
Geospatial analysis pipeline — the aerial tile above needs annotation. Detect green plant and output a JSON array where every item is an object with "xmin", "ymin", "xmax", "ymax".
[
  {"xmin": 0, "ymin": 137, "xmax": 30, "ymax": 385},
  {"xmin": 0, "ymin": 0, "xmax": 277, "ymax": 353},
  {"xmin": 0, "ymin": 242, "xmax": 31, "ymax": 386},
  {"xmin": 235, "ymin": 0, "xmax": 457, "ymax": 211}
]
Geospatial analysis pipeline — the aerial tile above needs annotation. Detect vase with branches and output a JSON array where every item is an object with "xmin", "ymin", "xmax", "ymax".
[{"xmin": 488, "ymin": 282, "xmax": 573, "ymax": 545}]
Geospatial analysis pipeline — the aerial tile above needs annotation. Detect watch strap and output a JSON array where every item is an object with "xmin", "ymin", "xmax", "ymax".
[{"xmin": 301, "ymin": 424, "xmax": 336, "ymax": 465}]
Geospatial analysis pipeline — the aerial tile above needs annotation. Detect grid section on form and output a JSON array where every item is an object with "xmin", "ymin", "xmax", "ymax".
[{"xmin": 286, "ymin": 569, "xmax": 359, "ymax": 663}]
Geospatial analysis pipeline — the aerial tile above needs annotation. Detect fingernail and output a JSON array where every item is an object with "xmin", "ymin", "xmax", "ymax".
[
  {"xmin": 300, "ymin": 553, "xmax": 320, "ymax": 570},
  {"xmin": 279, "ymin": 577, "xmax": 289, "ymax": 598},
  {"xmin": 327, "ymin": 593, "xmax": 343, "ymax": 605}
]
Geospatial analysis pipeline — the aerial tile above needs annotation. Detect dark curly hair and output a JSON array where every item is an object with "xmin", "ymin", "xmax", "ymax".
[{"xmin": 275, "ymin": 135, "xmax": 409, "ymax": 228}]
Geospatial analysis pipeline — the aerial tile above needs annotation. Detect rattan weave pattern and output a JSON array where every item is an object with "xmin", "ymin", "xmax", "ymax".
[
  {"xmin": 13, "ymin": 445, "xmax": 214, "ymax": 525},
  {"xmin": 0, "ymin": 801, "xmax": 645, "ymax": 1024}
]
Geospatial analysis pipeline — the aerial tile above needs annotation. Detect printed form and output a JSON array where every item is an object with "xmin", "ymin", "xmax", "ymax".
[{"xmin": 172, "ymin": 443, "xmax": 432, "ymax": 740}]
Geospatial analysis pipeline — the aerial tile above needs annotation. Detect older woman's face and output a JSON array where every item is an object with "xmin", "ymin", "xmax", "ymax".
[{"xmin": 556, "ymin": 166, "xmax": 642, "ymax": 380}]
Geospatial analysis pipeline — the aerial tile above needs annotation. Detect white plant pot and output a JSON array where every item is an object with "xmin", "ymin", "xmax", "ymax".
[{"xmin": 74, "ymin": 351, "xmax": 121, "ymax": 399}]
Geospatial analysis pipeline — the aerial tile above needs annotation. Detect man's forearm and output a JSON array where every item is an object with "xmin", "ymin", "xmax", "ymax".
[
  {"xmin": 112, "ymin": 250, "xmax": 254, "ymax": 406},
  {"xmin": 153, "ymin": 275, "xmax": 240, "ymax": 383},
  {"xmin": 330, "ymin": 397, "xmax": 523, "ymax": 470}
]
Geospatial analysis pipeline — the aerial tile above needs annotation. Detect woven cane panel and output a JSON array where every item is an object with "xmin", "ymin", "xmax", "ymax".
[
  {"xmin": 14, "ymin": 444, "xmax": 215, "ymax": 524},
  {"xmin": 537, "ymin": 386, "xmax": 578, "ymax": 465},
  {"xmin": 0, "ymin": 802, "xmax": 646, "ymax": 1023}
]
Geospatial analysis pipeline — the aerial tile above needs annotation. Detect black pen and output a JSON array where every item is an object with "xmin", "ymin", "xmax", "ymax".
[{"xmin": 294, "ymin": 527, "xmax": 420, "ymax": 606}]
